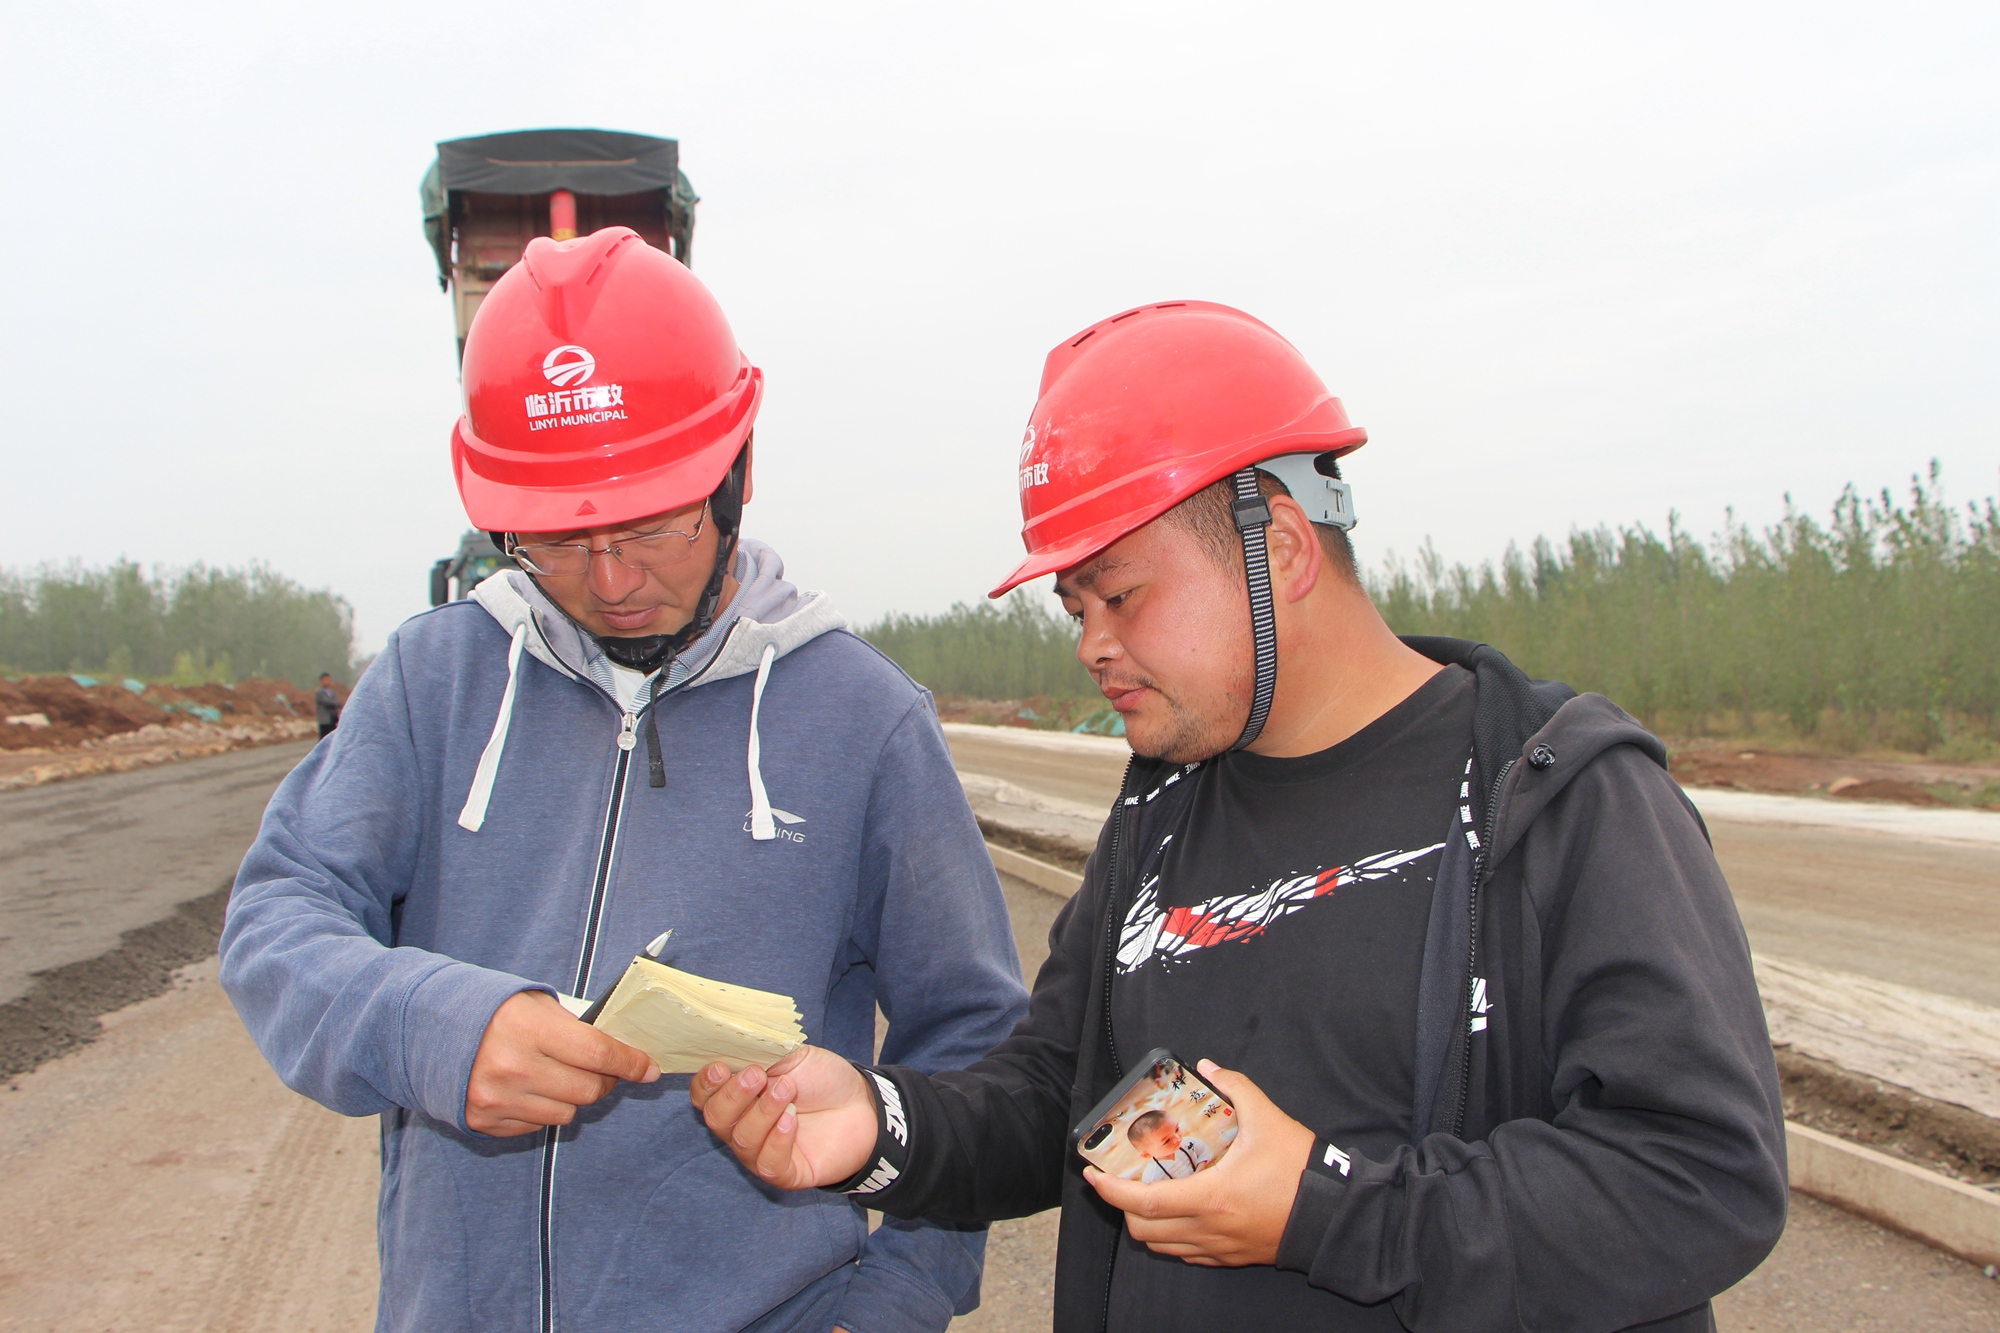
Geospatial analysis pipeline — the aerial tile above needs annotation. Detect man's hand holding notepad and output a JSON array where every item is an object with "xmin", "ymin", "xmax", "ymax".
[{"xmin": 578, "ymin": 955, "xmax": 807, "ymax": 1074}]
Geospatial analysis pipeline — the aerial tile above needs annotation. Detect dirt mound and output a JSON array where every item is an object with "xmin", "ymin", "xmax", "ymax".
[
  {"xmin": 0, "ymin": 674, "xmax": 331, "ymax": 752},
  {"xmin": 1670, "ymin": 741, "xmax": 2000, "ymax": 810},
  {"xmin": 1830, "ymin": 777, "xmax": 1945, "ymax": 806}
]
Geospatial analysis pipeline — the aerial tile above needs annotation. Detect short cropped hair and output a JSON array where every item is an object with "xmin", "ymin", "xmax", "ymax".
[
  {"xmin": 1157, "ymin": 467, "xmax": 1358, "ymax": 584},
  {"xmin": 1127, "ymin": 1110, "xmax": 1168, "ymax": 1144}
]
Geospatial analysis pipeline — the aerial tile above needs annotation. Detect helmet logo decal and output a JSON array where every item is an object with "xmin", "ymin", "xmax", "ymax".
[
  {"xmin": 1017, "ymin": 423, "xmax": 1049, "ymax": 491},
  {"xmin": 524, "ymin": 344, "xmax": 629, "ymax": 431},
  {"xmin": 542, "ymin": 345, "xmax": 597, "ymax": 387}
]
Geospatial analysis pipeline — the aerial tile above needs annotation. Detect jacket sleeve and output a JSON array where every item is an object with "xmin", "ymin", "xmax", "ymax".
[
  {"xmin": 1276, "ymin": 746, "xmax": 1788, "ymax": 1331},
  {"xmin": 218, "ymin": 631, "xmax": 547, "ymax": 1132},
  {"xmin": 853, "ymin": 790, "xmax": 1114, "ymax": 1229},
  {"xmin": 830, "ymin": 695, "xmax": 1034, "ymax": 1333}
]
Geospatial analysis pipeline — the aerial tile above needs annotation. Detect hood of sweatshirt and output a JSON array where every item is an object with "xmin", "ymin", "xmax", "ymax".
[
  {"xmin": 469, "ymin": 536, "xmax": 844, "ymax": 688},
  {"xmin": 1486, "ymin": 691, "xmax": 1676, "ymax": 870},
  {"xmin": 456, "ymin": 537, "xmax": 848, "ymax": 836}
]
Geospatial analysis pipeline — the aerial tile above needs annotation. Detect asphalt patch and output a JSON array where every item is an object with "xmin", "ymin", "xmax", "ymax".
[{"xmin": 0, "ymin": 881, "xmax": 232, "ymax": 1081}]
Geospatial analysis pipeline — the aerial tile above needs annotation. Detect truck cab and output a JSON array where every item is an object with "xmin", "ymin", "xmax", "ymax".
[{"xmin": 430, "ymin": 530, "xmax": 512, "ymax": 606}]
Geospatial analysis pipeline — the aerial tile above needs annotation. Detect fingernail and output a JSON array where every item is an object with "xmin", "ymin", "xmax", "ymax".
[
  {"xmin": 769, "ymin": 1077, "xmax": 793, "ymax": 1103},
  {"xmin": 706, "ymin": 1064, "xmax": 726, "ymax": 1085},
  {"xmin": 1197, "ymin": 1059, "xmax": 1219, "ymax": 1075},
  {"xmin": 738, "ymin": 1067, "xmax": 760, "ymax": 1089},
  {"xmin": 643, "ymin": 1063, "xmax": 661, "ymax": 1083},
  {"xmin": 778, "ymin": 1105, "xmax": 796, "ymax": 1132}
]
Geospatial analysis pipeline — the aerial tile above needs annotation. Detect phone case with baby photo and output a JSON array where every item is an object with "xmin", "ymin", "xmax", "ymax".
[{"xmin": 1071, "ymin": 1048, "xmax": 1238, "ymax": 1182}]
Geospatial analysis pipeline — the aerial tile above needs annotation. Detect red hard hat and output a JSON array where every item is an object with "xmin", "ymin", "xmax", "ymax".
[
  {"xmin": 451, "ymin": 226, "xmax": 762, "ymax": 533},
  {"xmin": 989, "ymin": 301, "xmax": 1365, "ymax": 597}
]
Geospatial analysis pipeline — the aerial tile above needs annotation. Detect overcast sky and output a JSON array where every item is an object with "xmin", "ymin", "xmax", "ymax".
[{"xmin": 3, "ymin": 1, "xmax": 1994, "ymax": 657}]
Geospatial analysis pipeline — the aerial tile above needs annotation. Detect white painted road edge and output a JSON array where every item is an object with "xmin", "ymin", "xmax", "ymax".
[
  {"xmin": 947, "ymin": 722, "xmax": 2000, "ymax": 847},
  {"xmin": 985, "ymin": 837, "xmax": 2000, "ymax": 1267},
  {"xmin": 1687, "ymin": 787, "xmax": 2000, "ymax": 847}
]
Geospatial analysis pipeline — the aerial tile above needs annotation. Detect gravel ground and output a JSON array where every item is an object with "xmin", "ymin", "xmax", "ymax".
[
  {"xmin": 0, "ymin": 958, "xmax": 378, "ymax": 1333},
  {"xmin": 0, "ymin": 739, "xmax": 313, "ymax": 1005}
]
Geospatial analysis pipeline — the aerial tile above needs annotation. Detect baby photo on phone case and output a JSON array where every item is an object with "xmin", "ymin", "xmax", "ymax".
[{"xmin": 1077, "ymin": 1054, "xmax": 1237, "ymax": 1181}]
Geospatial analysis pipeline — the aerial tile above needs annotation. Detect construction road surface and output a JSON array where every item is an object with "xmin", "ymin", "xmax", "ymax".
[
  {"xmin": 942, "ymin": 725, "xmax": 2000, "ymax": 1009},
  {"xmin": 2, "ymin": 737, "xmax": 1998, "ymax": 1328},
  {"xmin": 0, "ymin": 740, "xmax": 314, "ymax": 1007}
]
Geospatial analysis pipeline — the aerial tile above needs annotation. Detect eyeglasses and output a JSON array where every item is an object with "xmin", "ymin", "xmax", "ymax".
[{"xmin": 508, "ymin": 501, "xmax": 709, "ymax": 577}]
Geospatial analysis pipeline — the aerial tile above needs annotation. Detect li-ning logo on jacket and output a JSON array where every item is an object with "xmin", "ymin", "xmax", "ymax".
[
  {"xmin": 524, "ymin": 344, "xmax": 630, "ymax": 429},
  {"xmin": 743, "ymin": 807, "xmax": 807, "ymax": 842}
]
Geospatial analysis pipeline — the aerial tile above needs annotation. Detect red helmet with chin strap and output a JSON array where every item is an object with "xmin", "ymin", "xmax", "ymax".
[
  {"xmin": 451, "ymin": 226, "xmax": 762, "ymax": 534},
  {"xmin": 992, "ymin": 301, "xmax": 1367, "ymax": 750}
]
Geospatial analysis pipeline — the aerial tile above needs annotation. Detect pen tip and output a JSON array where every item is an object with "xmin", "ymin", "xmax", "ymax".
[{"xmin": 645, "ymin": 929, "xmax": 673, "ymax": 958}]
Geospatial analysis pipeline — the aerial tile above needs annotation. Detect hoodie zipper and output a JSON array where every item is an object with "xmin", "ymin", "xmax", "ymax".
[
  {"xmin": 538, "ymin": 699, "xmax": 645, "ymax": 1333},
  {"xmin": 1096, "ymin": 757, "xmax": 1137, "ymax": 1333},
  {"xmin": 1450, "ymin": 756, "xmax": 1514, "ymax": 1138}
]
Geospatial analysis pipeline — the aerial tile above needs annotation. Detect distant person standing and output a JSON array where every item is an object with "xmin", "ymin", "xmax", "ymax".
[{"xmin": 314, "ymin": 673, "xmax": 341, "ymax": 739}]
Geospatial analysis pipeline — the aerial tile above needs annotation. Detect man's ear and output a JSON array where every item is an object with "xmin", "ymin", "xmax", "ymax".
[
  {"xmin": 1264, "ymin": 494, "xmax": 1322, "ymax": 603},
  {"xmin": 740, "ymin": 433, "xmax": 755, "ymax": 506}
]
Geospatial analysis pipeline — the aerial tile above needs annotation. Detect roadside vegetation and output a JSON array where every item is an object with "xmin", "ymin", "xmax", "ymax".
[
  {"xmin": 0, "ymin": 561, "xmax": 358, "ymax": 687},
  {"xmin": 862, "ymin": 592, "xmax": 1096, "ymax": 702},
  {"xmin": 864, "ymin": 467, "xmax": 2000, "ymax": 762}
]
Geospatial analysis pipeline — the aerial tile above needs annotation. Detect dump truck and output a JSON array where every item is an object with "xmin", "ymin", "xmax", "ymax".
[{"xmin": 423, "ymin": 128, "xmax": 698, "ymax": 603}]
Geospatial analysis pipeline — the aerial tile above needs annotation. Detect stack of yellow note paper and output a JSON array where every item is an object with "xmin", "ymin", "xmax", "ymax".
[{"xmin": 589, "ymin": 956, "xmax": 805, "ymax": 1074}]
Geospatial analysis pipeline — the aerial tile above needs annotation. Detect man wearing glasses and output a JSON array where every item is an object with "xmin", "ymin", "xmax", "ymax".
[{"xmin": 219, "ymin": 227, "xmax": 1028, "ymax": 1333}]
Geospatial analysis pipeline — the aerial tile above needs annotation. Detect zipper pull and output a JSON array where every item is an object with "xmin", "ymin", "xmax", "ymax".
[{"xmin": 617, "ymin": 712, "xmax": 637, "ymax": 751}]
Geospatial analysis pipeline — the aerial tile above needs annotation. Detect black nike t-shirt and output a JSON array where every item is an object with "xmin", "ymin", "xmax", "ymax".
[{"xmin": 1105, "ymin": 664, "xmax": 1475, "ymax": 1330}]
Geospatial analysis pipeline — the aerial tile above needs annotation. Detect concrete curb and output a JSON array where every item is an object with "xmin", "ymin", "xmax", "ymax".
[
  {"xmin": 983, "ymin": 840, "xmax": 2000, "ymax": 1270},
  {"xmin": 1787, "ymin": 1121, "xmax": 2000, "ymax": 1266},
  {"xmin": 987, "ymin": 842, "xmax": 1085, "ymax": 899}
]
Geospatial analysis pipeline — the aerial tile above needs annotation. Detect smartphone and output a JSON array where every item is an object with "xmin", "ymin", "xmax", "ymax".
[{"xmin": 1072, "ymin": 1049, "xmax": 1236, "ymax": 1182}]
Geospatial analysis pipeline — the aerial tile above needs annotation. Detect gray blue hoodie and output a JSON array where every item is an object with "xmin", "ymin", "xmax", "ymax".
[{"xmin": 220, "ymin": 540, "xmax": 1029, "ymax": 1333}]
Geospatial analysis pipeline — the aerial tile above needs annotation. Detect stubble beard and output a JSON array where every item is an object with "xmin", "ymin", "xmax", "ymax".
[{"xmin": 1121, "ymin": 679, "xmax": 1247, "ymax": 765}]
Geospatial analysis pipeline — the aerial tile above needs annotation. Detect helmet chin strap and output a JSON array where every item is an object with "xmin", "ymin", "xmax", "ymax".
[{"xmin": 1229, "ymin": 467, "xmax": 1279, "ymax": 751}]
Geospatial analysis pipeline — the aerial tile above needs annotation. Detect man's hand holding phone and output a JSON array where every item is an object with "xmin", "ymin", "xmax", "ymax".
[
  {"xmin": 689, "ymin": 1045, "xmax": 878, "ymax": 1189},
  {"xmin": 1084, "ymin": 1059, "xmax": 1316, "ymax": 1267}
]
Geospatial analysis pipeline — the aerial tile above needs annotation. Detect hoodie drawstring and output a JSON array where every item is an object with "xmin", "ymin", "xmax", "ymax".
[
  {"xmin": 644, "ymin": 677, "xmax": 665, "ymax": 788},
  {"xmin": 746, "ymin": 643, "xmax": 778, "ymax": 840},
  {"xmin": 458, "ymin": 623, "xmax": 527, "ymax": 832}
]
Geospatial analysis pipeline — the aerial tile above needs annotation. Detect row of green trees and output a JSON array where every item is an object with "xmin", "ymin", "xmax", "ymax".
[
  {"xmin": 0, "ymin": 561, "xmax": 358, "ymax": 687},
  {"xmin": 862, "ymin": 467, "xmax": 2000, "ymax": 753},
  {"xmin": 1375, "ymin": 466, "xmax": 2000, "ymax": 752},
  {"xmin": 861, "ymin": 592, "xmax": 1094, "ymax": 700}
]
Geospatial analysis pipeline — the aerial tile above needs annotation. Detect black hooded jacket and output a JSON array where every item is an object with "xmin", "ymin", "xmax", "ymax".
[{"xmin": 860, "ymin": 638, "xmax": 1788, "ymax": 1331}]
